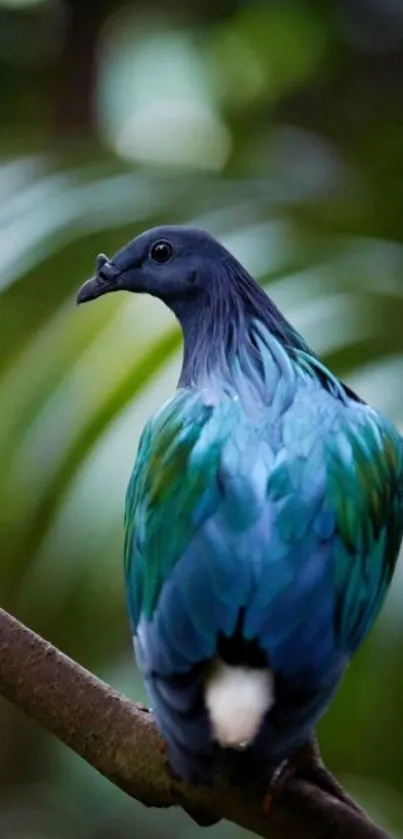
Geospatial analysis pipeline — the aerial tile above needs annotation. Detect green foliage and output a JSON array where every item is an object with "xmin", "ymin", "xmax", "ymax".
[{"xmin": 1, "ymin": 1, "xmax": 403, "ymax": 837}]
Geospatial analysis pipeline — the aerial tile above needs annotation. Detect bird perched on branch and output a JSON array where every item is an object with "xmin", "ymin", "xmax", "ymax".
[{"xmin": 77, "ymin": 226, "xmax": 403, "ymax": 811}]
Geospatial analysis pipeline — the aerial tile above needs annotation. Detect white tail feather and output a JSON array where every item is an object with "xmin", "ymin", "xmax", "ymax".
[{"xmin": 204, "ymin": 658, "xmax": 274, "ymax": 748}]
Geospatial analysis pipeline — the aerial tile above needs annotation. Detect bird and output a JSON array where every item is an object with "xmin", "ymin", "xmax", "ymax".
[{"xmin": 77, "ymin": 225, "xmax": 403, "ymax": 811}]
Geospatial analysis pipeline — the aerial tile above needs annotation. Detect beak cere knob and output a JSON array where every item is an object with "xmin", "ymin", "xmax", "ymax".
[
  {"xmin": 97, "ymin": 260, "xmax": 121, "ymax": 284},
  {"xmin": 96, "ymin": 253, "xmax": 108, "ymax": 273}
]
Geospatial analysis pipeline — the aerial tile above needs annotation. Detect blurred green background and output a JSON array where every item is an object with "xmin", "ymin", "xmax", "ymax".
[{"xmin": 1, "ymin": 0, "xmax": 403, "ymax": 837}]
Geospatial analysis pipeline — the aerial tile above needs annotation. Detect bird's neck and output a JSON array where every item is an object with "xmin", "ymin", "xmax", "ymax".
[
  {"xmin": 177, "ymin": 297, "xmax": 244, "ymax": 389},
  {"xmin": 176, "ymin": 275, "xmax": 311, "ymax": 402}
]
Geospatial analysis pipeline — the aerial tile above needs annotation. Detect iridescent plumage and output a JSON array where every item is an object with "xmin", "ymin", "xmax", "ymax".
[{"xmin": 78, "ymin": 226, "xmax": 403, "ymax": 787}]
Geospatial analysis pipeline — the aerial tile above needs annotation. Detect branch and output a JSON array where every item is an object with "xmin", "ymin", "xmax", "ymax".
[{"xmin": 0, "ymin": 608, "xmax": 391, "ymax": 839}]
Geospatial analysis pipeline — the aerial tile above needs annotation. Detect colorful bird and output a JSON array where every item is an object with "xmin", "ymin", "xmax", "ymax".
[{"xmin": 77, "ymin": 226, "xmax": 403, "ymax": 807}]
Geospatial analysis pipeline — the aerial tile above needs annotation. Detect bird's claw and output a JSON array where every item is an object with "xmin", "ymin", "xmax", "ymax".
[
  {"xmin": 262, "ymin": 736, "xmax": 363, "ymax": 817},
  {"xmin": 262, "ymin": 757, "xmax": 294, "ymax": 814},
  {"xmin": 262, "ymin": 750, "xmax": 310, "ymax": 815},
  {"xmin": 157, "ymin": 738, "xmax": 183, "ymax": 783}
]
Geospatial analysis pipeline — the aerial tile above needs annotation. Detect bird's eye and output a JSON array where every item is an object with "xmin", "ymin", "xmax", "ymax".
[{"xmin": 150, "ymin": 240, "xmax": 173, "ymax": 264}]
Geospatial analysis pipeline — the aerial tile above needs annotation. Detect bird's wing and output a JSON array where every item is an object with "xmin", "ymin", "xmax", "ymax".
[
  {"xmin": 239, "ymin": 390, "xmax": 403, "ymax": 691},
  {"xmin": 326, "ymin": 405, "xmax": 403, "ymax": 654},
  {"xmin": 124, "ymin": 387, "xmax": 240, "ymax": 656}
]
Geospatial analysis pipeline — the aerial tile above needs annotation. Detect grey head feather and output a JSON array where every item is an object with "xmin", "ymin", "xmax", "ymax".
[{"xmin": 77, "ymin": 225, "xmax": 362, "ymax": 403}]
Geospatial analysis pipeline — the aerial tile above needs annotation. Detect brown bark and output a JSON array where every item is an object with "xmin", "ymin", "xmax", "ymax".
[{"xmin": 0, "ymin": 607, "xmax": 391, "ymax": 839}]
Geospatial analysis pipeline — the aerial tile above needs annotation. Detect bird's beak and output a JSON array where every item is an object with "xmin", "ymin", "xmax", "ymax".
[{"xmin": 76, "ymin": 254, "xmax": 122, "ymax": 305}]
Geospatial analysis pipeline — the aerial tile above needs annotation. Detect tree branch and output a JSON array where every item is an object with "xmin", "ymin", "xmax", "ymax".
[{"xmin": 0, "ymin": 608, "xmax": 391, "ymax": 839}]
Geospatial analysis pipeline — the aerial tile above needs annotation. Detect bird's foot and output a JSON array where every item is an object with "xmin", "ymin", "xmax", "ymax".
[
  {"xmin": 262, "ymin": 752, "xmax": 304, "ymax": 815},
  {"xmin": 158, "ymin": 739, "xmax": 219, "ymax": 827},
  {"xmin": 262, "ymin": 736, "xmax": 363, "ymax": 817},
  {"xmin": 158, "ymin": 737, "xmax": 183, "ymax": 784}
]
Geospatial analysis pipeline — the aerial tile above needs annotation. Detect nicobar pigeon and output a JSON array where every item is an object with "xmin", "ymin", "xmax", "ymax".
[{"xmin": 77, "ymin": 226, "xmax": 403, "ymax": 809}]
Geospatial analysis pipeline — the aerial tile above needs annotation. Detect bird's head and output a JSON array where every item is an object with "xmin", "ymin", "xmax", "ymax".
[
  {"xmin": 76, "ymin": 225, "xmax": 228, "ymax": 312},
  {"xmin": 76, "ymin": 225, "xmax": 308, "ymax": 386}
]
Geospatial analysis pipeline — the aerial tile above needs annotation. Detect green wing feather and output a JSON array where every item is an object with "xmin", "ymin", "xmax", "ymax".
[
  {"xmin": 327, "ymin": 408, "xmax": 403, "ymax": 651},
  {"xmin": 124, "ymin": 390, "xmax": 237, "ymax": 625}
]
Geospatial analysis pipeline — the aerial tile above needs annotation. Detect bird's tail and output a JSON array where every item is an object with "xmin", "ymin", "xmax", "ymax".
[{"xmin": 203, "ymin": 657, "xmax": 274, "ymax": 748}]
